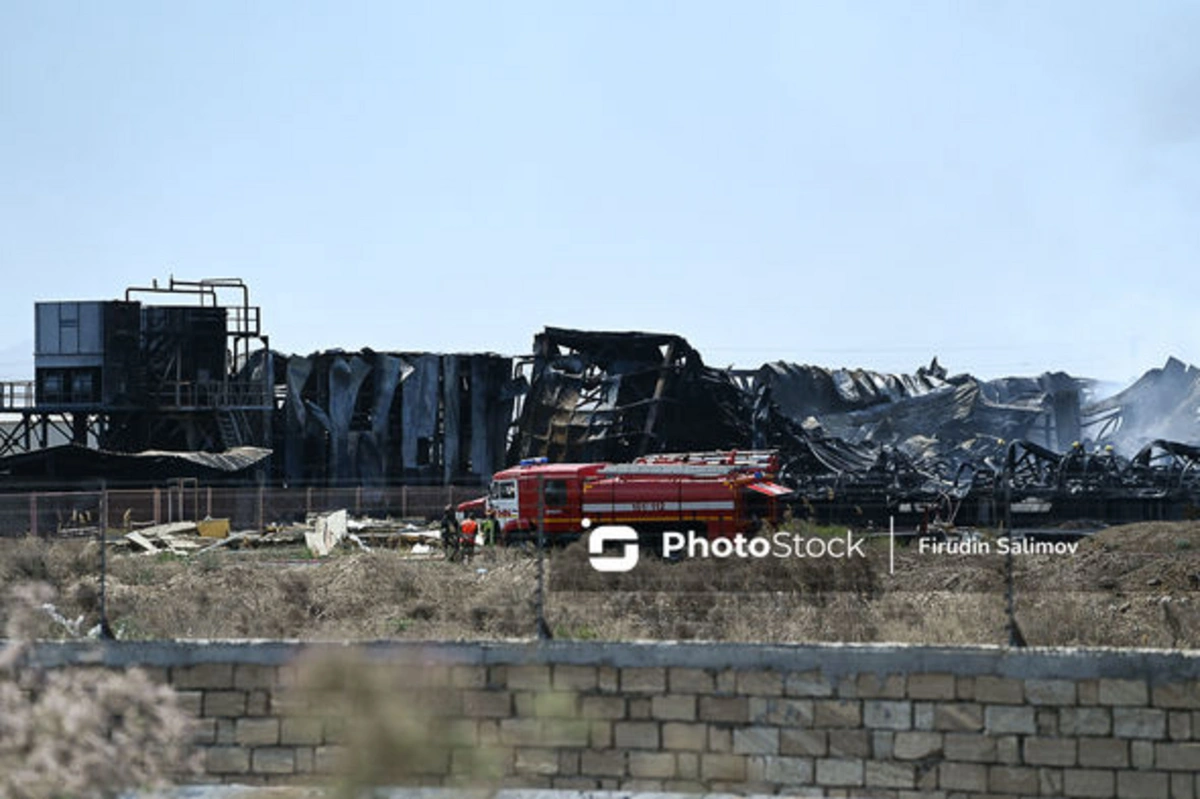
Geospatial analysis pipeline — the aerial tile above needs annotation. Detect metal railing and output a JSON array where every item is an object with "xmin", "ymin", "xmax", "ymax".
[
  {"xmin": 149, "ymin": 379, "xmax": 271, "ymax": 409},
  {"xmin": 0, "ymin": 381, "xmax": 36, "ymax": 411}
]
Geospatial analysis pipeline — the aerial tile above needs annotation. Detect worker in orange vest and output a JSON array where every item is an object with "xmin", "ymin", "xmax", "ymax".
[{"xmin": 459, "ymin": 513, "xmax": 479, "ymax": 562}]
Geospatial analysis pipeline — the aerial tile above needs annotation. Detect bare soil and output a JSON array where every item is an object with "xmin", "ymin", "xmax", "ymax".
[{"xmin": 1, "ymin": 521, "xmax": 1198, "ymax": 649}]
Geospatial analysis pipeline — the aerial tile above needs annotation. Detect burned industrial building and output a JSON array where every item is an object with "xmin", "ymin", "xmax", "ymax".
[{"xmin": 2, "ymin": 277, "xmax": 1200, "ymax": 528}]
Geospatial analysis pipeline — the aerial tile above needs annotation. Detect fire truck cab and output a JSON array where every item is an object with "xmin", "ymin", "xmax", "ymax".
[{"xmin": 484, "ymin": 451, "xmax": 791, "ymax": 544}]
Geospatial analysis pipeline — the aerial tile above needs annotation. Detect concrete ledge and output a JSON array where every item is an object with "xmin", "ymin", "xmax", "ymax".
[
  {"xmin": 131, "ymin": 790, "xmax": 810, "ymax": 799},
  {"xmin": 17, "ymin": 639, "xmax": 1200, "ymax": 683}
]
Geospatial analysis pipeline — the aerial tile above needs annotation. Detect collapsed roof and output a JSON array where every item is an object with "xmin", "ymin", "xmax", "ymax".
[
  {"xmin": 511, "ymin": 328, "xmax": 1200, "ymax": 524},
  {"xmin": 0, "ymin": 444, "xmax": 271, "ymax": 484},
  {"xmin": 509, "ymin": 328, "xmax": 749, "ymax": 464}
]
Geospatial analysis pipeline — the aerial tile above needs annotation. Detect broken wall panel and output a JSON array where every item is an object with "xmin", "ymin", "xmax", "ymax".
[
  {"xmin": 400, "ymin": 354, "xmax": 440, "ymax": 476},
  {"xmin": 510, "ymin": 328, "xmax": 752, "ymax": 465},
  {"xmin": 277, "ymin": 350, "xmax": 513, "ymax": 488}
]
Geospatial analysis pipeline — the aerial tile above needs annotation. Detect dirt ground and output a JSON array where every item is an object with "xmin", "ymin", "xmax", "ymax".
[{"xmin": 1, "ymin": 521, "xmax": 1198, "ymax": 649}]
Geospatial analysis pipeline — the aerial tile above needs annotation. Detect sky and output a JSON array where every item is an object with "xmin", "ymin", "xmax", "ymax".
[{"xmin": 1, "ymin": 1, "xmax": 1198, "ymax": 386}]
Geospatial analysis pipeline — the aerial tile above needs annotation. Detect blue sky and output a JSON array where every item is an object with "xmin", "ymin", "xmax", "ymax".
[{"xmin": 2, "ymin": 1, "xmax": 1198, "ymax": 384}]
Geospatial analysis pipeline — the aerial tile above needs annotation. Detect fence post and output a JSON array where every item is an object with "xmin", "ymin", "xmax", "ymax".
[
  {"xmin": 207, "ymin": 486, "xmax": 213, "ymax": 518},
  {"xmin": 306, "ymin": 486, "xmax": 312, "ymax": 517},
  {"xmin": 153, "ymin": 488, "xmax": 160, "ymax": 525},
  {"xmin": 356, "ymin": 486, "xmax": 362, "ymax": 516},
  {"xmin": 29, "ymin": 492, "xmax": 38, "ymax": 537},
  {"xmin": 402, "ymin": 485, "xmax": 408, "ymax": 519},
  {"xmin": 257, "ymin": 480, "xmax": 265, "ymax": 532},
  {"xmin": 98, "ymin": 481, "xmax": 113, "ymax": 638}
]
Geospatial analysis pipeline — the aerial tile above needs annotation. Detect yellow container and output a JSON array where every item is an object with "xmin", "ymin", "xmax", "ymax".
[{"xmin": 197, "ymin": 518, "xmax": 231, "ymax": 539}]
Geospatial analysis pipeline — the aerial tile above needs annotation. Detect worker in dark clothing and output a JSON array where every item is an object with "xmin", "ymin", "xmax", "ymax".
[{"xmin": 440, "ymin": 505, "xmax": 461, "ymax": 561}]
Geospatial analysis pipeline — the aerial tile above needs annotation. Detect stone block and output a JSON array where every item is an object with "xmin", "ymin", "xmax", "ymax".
[
  {"xmin": 1024, "ymin": 736, "xmax": 1077, "ymax": 767},
  {"xmin": 580, "ymin": 695, "xmax": 626, "ymax": 720},
  {"xmin": 749, "ymin": 755, "xmax": 814, "ymax": 785},
  {"xmin": 866, "ymin": 760, "xmax": 915, "ymax": 788},
  {"xmin": 1078, "ymin": 738, "xmax": 1128, "ymax": 768},
  {"xmin": 733, "ymin": 726, "xmax": 779, "ymax": 755},
  {"xmin": 939, "ymin": 762, "xmax": 987, "ymax": 792},
  {"xmin": 815, "ymin": 757, "xmax": 864, "ymax": 786},
  {"xmin": 1155, "ymin": 742, "xmax": 1200, "ymax": 771},
  {"xmin": 462, "ymin": 689, "xmax": 512, "ymax": 718},
  {"xmin": 1026, "ymin": 679, "xmax": 1077, "ymax": 706},
  {"xmin": 1114, "ymin": 708, "xmax": 1167, "ymax": 739},
  {"xmin": 553, "ymin": 665, "xmax": 597, "ymax": 691},
  {"xmin": 251, "ymin": 747, "xmax": 296, "ymax": 775},
  {"xmin": 651, "ymin": 694, "xmax": 696, "ymax": 721},
  {"xmin": 1061, "ymin": 707, "xmax": 1113, "ymax": 736},
  {"xmin": 1064, "ymin": 769, "xmax": 1115, "ymax": 798},
  {"xmin": 701, "ymin": 753, "xmax": 747, "ymax": 781},
  {"xmin": 581, "ymin": 749, "xmax": 626, "ymax": 777},
  {"xmin": 205, "ymin": 746, "xmax": 250, "ymax": 774},
  {"xmin": 669, "ymin": 668, "xmax": 713, "ymax": 693},
  {"xmin": 621, "ymin": 667, "xmax": 667, "ymax": 693},
  {"xmin": 737, "ymin": 669, "xmax": 784, "ymax": 696},
  {"xmin": 203, "ymin": 690, "xmax": 247, "ymax": 718},
  {"xmin": 1099, "ymin": 679, "xmax": 1148, "ymax": 707},
  {"xmin": 814, "ymin": 699, "xmax": 862, "ymax": 728},
  {"xmin": 781, "ymin": 728, "xmax": 827, "ymax": 757},
  {"xmin": 984, "ymin": 705, "xmax": 1035, "ymax": 735},
  {"xmin": 944, "ymin": 732, "xmax": 996, "ymax": 762},
  {"xmin": 893, "ymin": 731, "xmax": 943, "ymax": 760},
  {"xmin": 864, "ymin": 700, "xmax": 912, "ymax": 730},
  {"xmin": 662, "ymin": 722, "xmax": 706, "ymax": 751},
  {"xmin": 1153, "ymin": 682, "xmax": 1200, "ymax": 710},
  {"xmin": 934, "ymin": 702, "xmax": 983, "ymax": 731},
  {"xmin": 515, "ymin": 748, "xmax": 559, "ymax": 776},
  {"xmin": 628, "ymin": 751, "xmax": 675, "ymax": 779},
  {"xmin": 699, "ymin": 696, "xmax": 749, "ymax": 723},
  {"xmin": 786, "ymin": 670, "xmax": 834, "ymax": 697},
  {"xmin": 989, "ymin": 765, "xmax": 1038, "ymax": 794},
  {"xmin": 858, "ymin": 672, "xmax": 907, "ymax": 699},
  {"xmin": 827, "ymin": 729, "xmax": 869, "ymax": 758},
  {"xmin": 614, "ymin": 721, "xmax": 659, "ymax": 749},
  {"xmin": 974, "ymin": 676, "xmax": 1023, "ymax": 704},
  {"xmin": 506, "ymin": 665, "xmax": 552, "ymax": 691},
  {"xmin": 1117, "ymin": 770, "xmax": 1169, "ymax": 799},
  {"xmin": 235, "ymin": 718, "xmax": 280, "ymax": 746},
  {"xmin": 907, "ymin": 673, "xmax": 956, "ymax": 700}
]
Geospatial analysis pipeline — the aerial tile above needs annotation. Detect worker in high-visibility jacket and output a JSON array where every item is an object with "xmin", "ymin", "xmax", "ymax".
[
  {"xmin": 478, "ymin": 509, "xmax": 498, "ymax": 547},
  {"xmin": 459, "ymin": 513, "xmax": 479, "ymax": 561}
]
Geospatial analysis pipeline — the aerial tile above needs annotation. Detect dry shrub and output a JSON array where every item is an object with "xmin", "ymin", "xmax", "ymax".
[
  {"xmin": 287, "ymin": 649, "xmax": 507, "ymax": 796},
  {"xmin": 0, "ymin": 582, "xmax": 197, "ymax": 799}
]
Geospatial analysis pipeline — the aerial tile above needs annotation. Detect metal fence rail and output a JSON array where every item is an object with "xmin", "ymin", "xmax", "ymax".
[{"xmin": 0, "ymin": 484, "xmax": 488, "ymax": 537}]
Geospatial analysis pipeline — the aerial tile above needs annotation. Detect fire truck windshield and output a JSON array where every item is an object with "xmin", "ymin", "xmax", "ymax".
[{"xmin": 489, "ymin": 480, "xmax": 516, "ymax": 500}]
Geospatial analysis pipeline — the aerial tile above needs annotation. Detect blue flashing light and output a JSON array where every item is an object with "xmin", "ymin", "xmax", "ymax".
[{"xmin": 520, "ymin": 457, "xmax": 549, "ymax": 466}]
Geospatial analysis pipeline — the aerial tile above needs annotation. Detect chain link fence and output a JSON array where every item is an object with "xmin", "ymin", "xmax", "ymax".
[{"xmin": 0, "ymin": 484, "xmax": 488, "ymax": 537}]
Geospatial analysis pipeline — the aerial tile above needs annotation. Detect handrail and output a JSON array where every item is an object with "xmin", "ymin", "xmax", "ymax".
[{"xmin": 0, "ymin": 380, "xmax": 36, "ymax": 411}]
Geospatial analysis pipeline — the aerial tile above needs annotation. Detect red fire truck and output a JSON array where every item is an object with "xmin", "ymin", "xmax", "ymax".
[{"xmin": 478, "ymin": 450, "xmax": 792, "ymax": 544}]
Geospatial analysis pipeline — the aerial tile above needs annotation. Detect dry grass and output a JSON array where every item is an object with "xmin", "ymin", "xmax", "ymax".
[{"xmin": 0, "ymin": 519, "xmax": 1197, "ymax": 648}]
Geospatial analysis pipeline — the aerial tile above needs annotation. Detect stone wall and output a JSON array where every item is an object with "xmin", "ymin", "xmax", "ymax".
[{"xmin": 21, "ymin": 640, "xmax": 1200, "ymax": 797}]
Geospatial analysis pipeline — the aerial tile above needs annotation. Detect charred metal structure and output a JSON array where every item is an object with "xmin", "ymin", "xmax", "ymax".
[
  {"xmin": 0, "ymin": 278, "xmax": 272, "ymax": 462},
  {"xmin": 3, "ymin": 280, "xmax": 1200, "ymax": 525},
  {"xmin": 276, "ymin": 350, "xmax": 517, "ymax": 486},
  {"xmin": 510, "ymin": 329, "xmax": 1200, "ymax": 527},
  {"xmin": 508, "ymin": 328, "xmax": 749, "ymax": 464}
]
